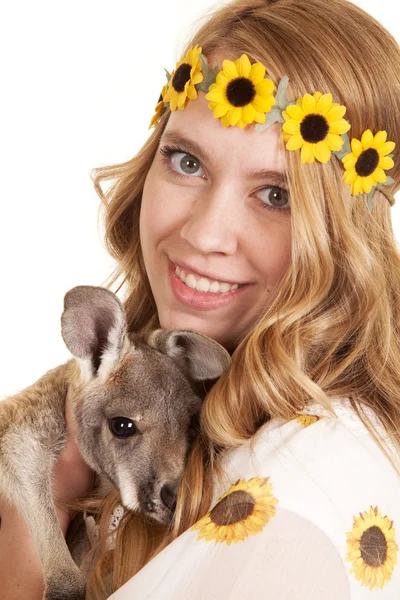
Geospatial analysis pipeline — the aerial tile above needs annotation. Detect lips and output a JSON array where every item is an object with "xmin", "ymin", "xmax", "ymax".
[{"xmin": 167, "ymin": 259, "xmax": 251, "ymax": 312}]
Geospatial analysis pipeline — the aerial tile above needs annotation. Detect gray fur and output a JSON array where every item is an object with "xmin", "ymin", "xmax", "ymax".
[{"xmin": 0, "ymin": 285, "xmax": 231, "ymax": 600}]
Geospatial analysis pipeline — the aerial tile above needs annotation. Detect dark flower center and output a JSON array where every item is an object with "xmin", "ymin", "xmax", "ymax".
[
  {"xmin": 210, "ymin": 490, "xmax": 255, "ymax": 525},
  {"xmin": 226, "ymin": 77, "xmax": 256, "ymax": 107},
  {"xmin": 300, "ymin": 114, "xmax": 329, "ymax": 143},
  {"xmin": 172, "ymin": 63, "xmax": 192, "ymax": 93},
  {"xmin": 355, "ymin": 148, "xmax": 380, "ymax": 177},
  {"xmin": 360, "ymin": 525, "xmax": 388, "ymax": 567}
]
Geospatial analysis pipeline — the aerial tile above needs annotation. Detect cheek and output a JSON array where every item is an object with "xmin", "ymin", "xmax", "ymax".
[
  {"xmin": 253, "ymin": 222, "xmax": 291, "ymax": 282},
  {"xmin": 140, "ymin": 172, "xmax": 185, "ymax": 247}
]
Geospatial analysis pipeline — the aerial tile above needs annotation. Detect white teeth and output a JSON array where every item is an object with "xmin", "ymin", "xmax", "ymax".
[
  {"xmin": 185, "ymin": 274, "xmax": 197, "ymax": 290},
  {"xmin": 197, "ymin": 277, "xmax": 210, "ymax": 292},
  {"xmin": 174, "ymin": 266, "xmax": 241, "ymax": 293}
]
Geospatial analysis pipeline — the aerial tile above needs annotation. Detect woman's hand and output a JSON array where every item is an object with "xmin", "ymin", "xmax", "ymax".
[{"xmin": 51, "ymin": 387, "xmax": 95, "ymax": 533}]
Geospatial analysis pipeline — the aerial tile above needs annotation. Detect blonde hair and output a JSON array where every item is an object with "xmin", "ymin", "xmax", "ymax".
[{"xmin": 82, "ymin": 0, "xmax": 400, "ymax": 597}]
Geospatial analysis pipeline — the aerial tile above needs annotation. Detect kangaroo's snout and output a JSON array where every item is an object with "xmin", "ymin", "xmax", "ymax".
[{"xmin": 160, "ymin": 482, "xmax": 178, "ymax": 512}]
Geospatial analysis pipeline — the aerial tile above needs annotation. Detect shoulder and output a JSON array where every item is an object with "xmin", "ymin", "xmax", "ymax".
[{"xmin": 210, "ymin": 398, "xmax": 400, "ymax": 596}]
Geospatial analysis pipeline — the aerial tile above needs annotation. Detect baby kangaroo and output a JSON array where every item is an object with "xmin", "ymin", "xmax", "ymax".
[{"xmin": 0, "ymin": 285, "xmax": 231, "ymax": 600}]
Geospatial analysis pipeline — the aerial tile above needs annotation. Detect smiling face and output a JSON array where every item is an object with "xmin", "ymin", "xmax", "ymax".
[{"xmin": 140, "ymin": 92, "xmax": 291, "ymax": 350}]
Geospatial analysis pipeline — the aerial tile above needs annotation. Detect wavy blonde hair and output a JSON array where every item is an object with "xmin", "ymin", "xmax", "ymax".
[{"xmin": 82, "ymin": 0, "xmax": 400, "ymax": 597}]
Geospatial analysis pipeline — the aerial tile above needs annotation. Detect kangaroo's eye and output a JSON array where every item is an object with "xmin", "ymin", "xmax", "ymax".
[{"xmin": 109, "ymin": 417, "xmax": 137, "ymax": 438}]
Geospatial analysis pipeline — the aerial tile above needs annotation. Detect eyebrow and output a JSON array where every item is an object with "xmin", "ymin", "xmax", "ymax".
[{"xmin": 160, "ymin": 130, "xmax": 288, "ymax": 187}]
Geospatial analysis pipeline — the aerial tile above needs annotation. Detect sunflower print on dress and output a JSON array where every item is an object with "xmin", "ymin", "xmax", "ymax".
[
  {"xmin": 291, "ymin": 414, "xmax": 325, "ymax": 428},
  {"xmin": 346, "ymin": 505, "xmax": 398, "ymax": 590},
  {"xmin": 163, "ymin": 45, "xmax": 204, "ymax": 111},
  {"xmin": 282, "ymin": 92, "xmax": 351, "ymax": 164},
  {"xmin": 342, "ymin": 130, "xmax": 396, "ymax": 196},
  {"xmin": 191, "ymin": 477, "xmax": 278, "ymax": 545},
  {"xmin": 205, "ymin": 54, "xmax": 276, "ymax": 128}
]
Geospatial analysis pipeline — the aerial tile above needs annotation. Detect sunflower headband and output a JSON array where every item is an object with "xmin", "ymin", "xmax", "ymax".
[{"xmin": 149, "ymin": 45, "xmax": 396, "ymax": 211}]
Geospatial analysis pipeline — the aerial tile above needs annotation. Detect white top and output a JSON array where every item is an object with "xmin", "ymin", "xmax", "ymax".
[{"xmin": 108, "ymin": 398, "xmax": 400, "ymax": 599}]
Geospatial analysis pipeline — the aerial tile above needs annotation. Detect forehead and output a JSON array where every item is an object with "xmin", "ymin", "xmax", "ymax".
[{"xmin": 162, "ymin": 92, "xmax": 287, "ymax": 178}]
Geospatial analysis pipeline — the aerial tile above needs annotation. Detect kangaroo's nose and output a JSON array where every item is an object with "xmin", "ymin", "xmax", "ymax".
[{"xmin": 160, "ymin": 483, "xmax": 177, "ymax": 512}]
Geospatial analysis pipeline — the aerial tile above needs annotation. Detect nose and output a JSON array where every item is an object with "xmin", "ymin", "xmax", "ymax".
[
  {"xmin": 180, "ymin": 185, "xmax": 239, "ymax": 255},
  {"xmin": 160, "ymin": 483, "xmax": 178, "ymax": 512}
]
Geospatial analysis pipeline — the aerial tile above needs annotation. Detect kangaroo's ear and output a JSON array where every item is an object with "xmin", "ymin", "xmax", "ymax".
[
  {"xmin": 148, "ymin": 329, "xmax": 231, "ymax": 382},
  {"xmin": 61, "ymin": 285, "xmax": 128, "ymax": 383}
]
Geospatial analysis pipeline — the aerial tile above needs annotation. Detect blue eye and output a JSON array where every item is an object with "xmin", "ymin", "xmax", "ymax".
[
  {"xmin": 109, "ymin": 417, "xmax": 137, "ymax": 438},
  {"xmin": 257, "ymin": 186, "xmax": 290, "ymax": 211},
  {"xmin": 160, "ymin": 145, "xmax": 205, "ymax": 178}
]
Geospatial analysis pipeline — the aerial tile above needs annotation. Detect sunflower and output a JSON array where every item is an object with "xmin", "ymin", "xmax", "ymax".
[
  {"xmin": 191, "ymin": 477, "xmax": 278, "ymax": 545},
  {"xmin": 341, "ymin": 130, "xmax": 396, "ymax": 196},
  {"xmin": 163, "ymin": 45, "xmax": 204, "ymax": 111},
  {"xmin": 148, "ymin": 84, "xmax": 168, "ymax": 129},
  {"xmin": 346, "ymin": 505, "xmax": 398, "ymax": 590},
  {"xmin": 204, "ymin": 54, "xmax": 276, "ymax": 128},
  {"xmin": 282, "ymin": 92, "xmax": 350, "ymax": 163}
]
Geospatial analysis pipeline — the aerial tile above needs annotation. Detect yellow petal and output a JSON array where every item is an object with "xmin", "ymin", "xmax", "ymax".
[
  {"xmin": 254, "ymin": 111, "xmax": 266, "ymax": 124},
  {"xmin": 342, "ymin": 152, "xmax": 357, "ymax": 168},
  {"xmin": 351, "ymin": 138, "xmax": 363, "ymax": 157},
  {"xmin": 236, "ymin": 54, "xmax": 252, "ymax": 78},
  {"xmin": 301, "ymin": 143, "xmax": 315, "ymax": 163},
  {"xmin": 228, "ymin": 107, "xmax": 242, "ymax": 126},
  {"xmin": 352, "ymin": 176, "xmax": 363, "ymax": 196},
  {"xmin": 326, "ymin": 105, "xmax": 347, "ymax": 122},
  {"xmin": 378, "ymin": 141, "xmax": 396, "ymax": 156},
  {"xmin": 255, "ymin": 78, "xmax": 276, "ymax": 96},
  {"xmin": 361, "ymin": 129, "xmax": 374, "ymax": 149},
  {"xmin": 221, "ymin": 114, "xmax": 231, "ymax": 128},
  {"xmin": 316, "ymin": 93, "xmax": 333, "ymax": 115},
  {"xmin": 205, "ymin": 89, "xmax": 224, "ymax": 103},
  {"xmin": 282, "ymin": 120, "xmax": 300, "ymax": 135},
  {"xmin": 379, "ymin": 156, "xmax": 395, "ymax": 170},
  {"xmin": 249, "ymin": 62, "xmax": 266, "ymax": 85},
  {"xmin": 213, "ymin": 102, "xmax": 229, "ymax": 118},
  {"xmin": 362, "ymin": 175, "xmax": 375, "ymax": 193},
  {"xmin": 222, "ymin": 59, "xmax": 239, "ymax": 79},
  {"xmin": 285, "ymin": 104, "xmax": 306, "ymax": 122},
  {"xmin": 216, "ymin": 72, "xmax": 230, "ymax": 87},
  {"xmin": 192, "ymin": 72, "xmax": 204, "ymax": 85},
  {"xmin": 344, "ymin": 169, "xmax": 358, "ymax": 185},
  {"xmin": 371, "ymin": 130, "xmax": 387, "ymax": 148},
  {"xmin": 169, "ymin": 95, "xmax": 178, "ymax": 111},
  {"xmin": 252, "ymin": 94, "xmax": 275, "ymax": 113},
  {"xmin": 286, "ymin": 134, "xmax": 304, "ymax": 151},
  {"xmin": 243, "ymin": 103, "xmax": 256, "ymax": 123},
  {"xmin": 315, "ymin": 141, "xmax": 332, "ymax": 163},
  {"xmin": 325, "ymin": 133, "xmax": 344, "ymax": 151},
  {"xmin": 186, "ymin": 86, "xmax": 198, "ymax": 101},
  {"xmin": 372, "ymin": 167, "xmax": 387, "ymax": 183},
  {"xmin": 329, "ymin": 119, "xmax": 351, "ymax": 135},
  {"xmin": 302, "ymin": 93, "xmax": 317, "ymax": 114}
]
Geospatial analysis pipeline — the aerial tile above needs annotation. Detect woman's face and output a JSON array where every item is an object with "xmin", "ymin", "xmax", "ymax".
[{"xmin": 140, "ymin": 93, "xmax": 291, "ymax": 350}]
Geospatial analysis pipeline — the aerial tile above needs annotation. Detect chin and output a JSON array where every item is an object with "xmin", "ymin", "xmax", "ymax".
[{"xmin": 161, "ymin": 311, "xmax": 234, "ymax": 350}]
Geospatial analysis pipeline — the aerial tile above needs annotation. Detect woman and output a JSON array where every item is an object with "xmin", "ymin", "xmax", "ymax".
[{"xmin": 1, "ymin": 0, "xmax": 400, "ymax": 598}]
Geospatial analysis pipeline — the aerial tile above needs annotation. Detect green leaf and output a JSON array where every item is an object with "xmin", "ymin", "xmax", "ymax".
[
  {"xmin": 383, "ymin": 176, "xmax": 395, "ymax": 186},
  {"xmin": 275, "ymin": 75, "xmax": 290, "ymax": 109},
  {"xmin": 333, "ymin": 132, "xmax": 352, "ymax": 161},
  {"xmin": 164, "ymin": 68, "xmax": 171, "ymax": 82},
  {"xmin": 255, "ymin": 108, "xmax": 284, "ymax": 133},
  {"xmin": 197, "ymin": 54, "xmax": 219, "ymax": 93}
]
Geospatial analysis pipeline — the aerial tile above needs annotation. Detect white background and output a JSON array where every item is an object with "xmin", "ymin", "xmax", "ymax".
[{"xmin": 1, "ymin": 0, "xmax": 399, "ymax": 399}]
